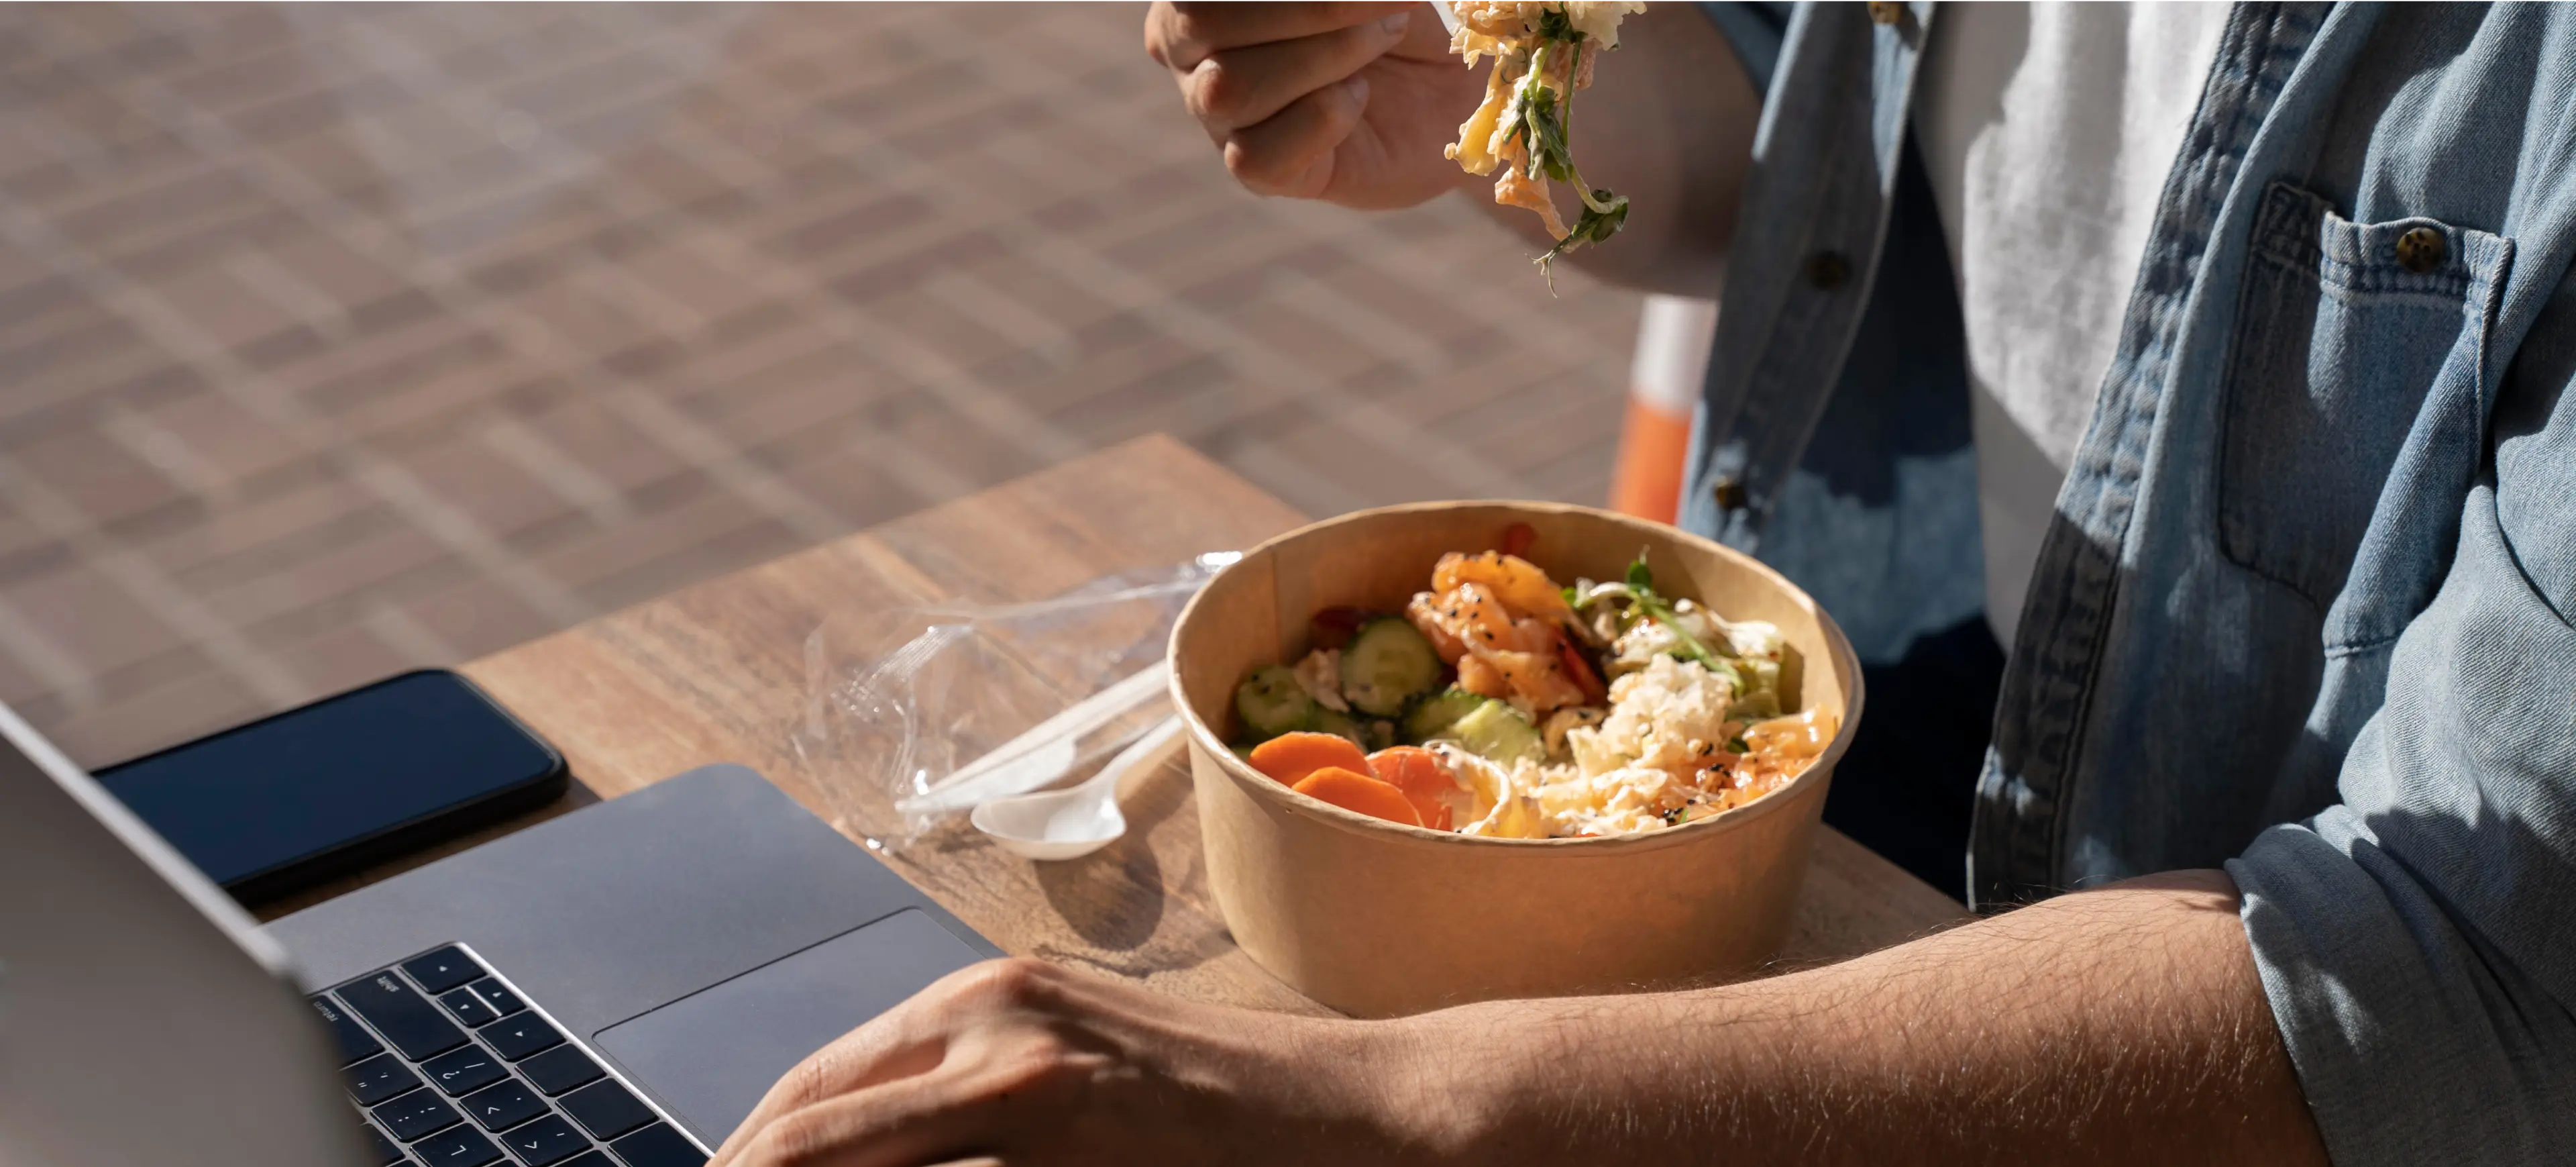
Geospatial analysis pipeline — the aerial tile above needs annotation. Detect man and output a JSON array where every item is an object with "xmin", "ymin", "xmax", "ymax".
[{"xmin": 708, "ymin": 4, "xmax": 2576, "ymax": 1163}]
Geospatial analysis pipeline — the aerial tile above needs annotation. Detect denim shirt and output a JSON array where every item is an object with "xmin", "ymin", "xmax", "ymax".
[{"xmin": 1687, "ymin": 4, "xmax": 2576, "ymax": 1160}]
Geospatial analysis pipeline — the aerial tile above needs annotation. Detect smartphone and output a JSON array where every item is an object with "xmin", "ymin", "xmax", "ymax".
[{"xmin": 97, "ymin": 669, "xmax": 569, "ymax": 908}]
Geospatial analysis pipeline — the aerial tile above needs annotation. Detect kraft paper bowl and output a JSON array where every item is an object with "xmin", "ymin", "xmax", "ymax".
[{"xmin": 1168, "ymin": 501, "xmax": 1864, "ymax": 1017}]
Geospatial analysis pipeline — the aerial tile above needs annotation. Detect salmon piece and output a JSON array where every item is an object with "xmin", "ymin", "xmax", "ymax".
[
  {"xmin": 1458, "ymin": 652, "xmax": 1512, "ymax": 700},
  {"xmin": 1488, "ymin": 646, "xmax": 1587, "ymax": 714},
  {"xmin": 1406, "ymin": 591, "xmax": 1472, "ymax": 664},
  {"xmin": 1432, "ymin": 550, "xmax": 1576, "ymax": 625},
  {"xmin": 1417, "ymin": 580, "xmax": 1554, "ymax": 656}
]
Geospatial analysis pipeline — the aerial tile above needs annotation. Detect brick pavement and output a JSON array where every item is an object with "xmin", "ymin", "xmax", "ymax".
[{"xmin": 0, "ymin": 3, "xmax": 1644, "ymax": 766}]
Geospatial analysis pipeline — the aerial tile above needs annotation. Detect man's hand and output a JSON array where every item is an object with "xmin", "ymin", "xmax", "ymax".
[
  {"xmin": 1146, "ymin": 2, "xmax": 1756, "ymax": 295},
  {"xmin": 706, "ymin": 957, "xmax": 1452, "ymax": 1167},
  {"xmin": 1145, "ymin": 2, "xmax": 1486, "ymax": 208}
]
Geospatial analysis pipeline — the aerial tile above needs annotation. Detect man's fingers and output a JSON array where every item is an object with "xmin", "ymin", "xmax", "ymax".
[
  {"xmin": 1183, "ymin": 12, "xmax": 1409, "ymax": 135},
  {"xmin": 1226, "ymin": 75, "xmax": 1371, "ymax": 199},
  {"xmin": 728, "ymin": 1037, "xmax": 1099, "ymax": 1167},
  {"xmin": 706, "ymin": 1008, "xmax": 947, "ymax": 1166},
  {"xmin": 1149, "ymin": 1, "xmax": 1415, "ymax": 73},
  {"xmin": 723, "ymin": 1071, "xmax": 995, "ymax": 1167},
  {"xmin": 710, "ymin": 959, "xmax": 1113, "ymax": 1167}
]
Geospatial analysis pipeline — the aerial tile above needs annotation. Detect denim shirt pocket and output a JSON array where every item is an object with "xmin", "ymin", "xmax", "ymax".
[{"xmin": 2216, "ymin": 183, "xmax": 2514, "ymax": 649}]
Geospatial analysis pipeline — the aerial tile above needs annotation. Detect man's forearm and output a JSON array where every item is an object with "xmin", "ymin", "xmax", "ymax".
[{"xmin": 1400, "ymin": 871, "xmax": 2329, "ymax": 1165}]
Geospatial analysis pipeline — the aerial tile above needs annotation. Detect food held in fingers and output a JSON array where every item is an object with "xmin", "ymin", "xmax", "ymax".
[{"xmin": 1440, "ymin": 2, "xmax": 1646, "ymax": 276}]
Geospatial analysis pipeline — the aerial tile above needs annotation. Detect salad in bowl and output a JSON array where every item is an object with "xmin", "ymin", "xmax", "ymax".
[{"xmin": 1228, "ymin": 526, "xmax": 1835, "ymax": 840}]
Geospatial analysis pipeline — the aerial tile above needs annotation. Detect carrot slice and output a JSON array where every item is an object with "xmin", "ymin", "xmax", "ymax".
[
  {"xmin": 1368, "ymin": 746, "xmax": 1457, "ymax": 831},
  {"xmin": 1292, "ymin": 766, "xmax": 1424, "ymax": 827},
  {"xmin": 1247, "ymin": 731, "xmax": 1374, "ymax": 787}
]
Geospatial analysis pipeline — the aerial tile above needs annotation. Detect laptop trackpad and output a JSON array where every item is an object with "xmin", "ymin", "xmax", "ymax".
[{"xmin": 594, "ymin": 909, "xmax": 988, "ymax": 1144}]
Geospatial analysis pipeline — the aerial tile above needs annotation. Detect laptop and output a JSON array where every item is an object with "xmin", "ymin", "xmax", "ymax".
[{"xmin": 0, "ymin": 700, "xmax": 1001, "ymax": 1167}]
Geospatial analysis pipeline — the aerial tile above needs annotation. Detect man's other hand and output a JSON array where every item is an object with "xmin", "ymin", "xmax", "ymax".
[
  {"xmin": 1146, "ymin": 2, "xmax": 1484, "ymax": 207},
  {"xmin": 705, "ymin": 956, "xmax": 1447, "ymax": 1167}
]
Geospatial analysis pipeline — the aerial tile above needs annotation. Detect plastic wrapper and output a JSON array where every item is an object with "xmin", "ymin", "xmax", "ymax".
[{"xmin": 798, "ymin": 553, "xmax": 1236, "ymax": 849}]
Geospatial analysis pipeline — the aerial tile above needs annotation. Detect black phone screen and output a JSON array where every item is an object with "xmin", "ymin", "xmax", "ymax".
[{"xmin": 97, "ymin": 670, "xmax": 565, "ymax": 897}]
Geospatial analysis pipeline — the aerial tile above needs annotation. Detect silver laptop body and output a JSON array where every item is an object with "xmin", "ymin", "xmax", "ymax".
[
  {"xmin": 0, "ymin": 699, "xmax": 998, "ymax": 1167},
  {"xmin": 0, "ymin": 701, "xmax": 363, "ymax": 1167}
]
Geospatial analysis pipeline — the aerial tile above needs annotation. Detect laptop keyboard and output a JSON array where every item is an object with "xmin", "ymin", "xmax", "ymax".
[{"xmin": 310, "ymin": 944, "xmax": 706, "ymax": 1167}]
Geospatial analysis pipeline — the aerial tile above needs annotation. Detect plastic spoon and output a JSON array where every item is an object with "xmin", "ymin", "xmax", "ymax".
[
  {"xmin": 972, "ymin": 714, "xmax": 1185, "ymax": 860},
  {"xmin": 894, "ymin": 661, "xmax": 1170, "ymax": 819}
]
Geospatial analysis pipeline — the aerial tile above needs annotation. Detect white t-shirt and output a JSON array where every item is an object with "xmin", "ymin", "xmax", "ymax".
[{"xmin": 1913, "ymin": 2, "xmax": 2231, "ymax": 648}]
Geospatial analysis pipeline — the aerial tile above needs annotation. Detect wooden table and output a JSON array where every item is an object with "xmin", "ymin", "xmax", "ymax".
[{"xmin": 292, "ymin": 435, "xmax": 1969, "ymax": 1013}]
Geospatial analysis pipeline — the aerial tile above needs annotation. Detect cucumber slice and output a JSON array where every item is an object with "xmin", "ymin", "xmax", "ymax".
[
  {"xmin": 1339, "ymin": 618, "xmax": 1442, "ymax": 716},
  {"xmin": 1234, "ymin": 665, "xmax": 1317, "ymax": 740},
  {"xmin": 1444, "ymin": 701, "xmax": 1546, "ymax": 766},
  {"xmin": 1313, "ymin": 707, "xmax": 1367, "ymax": 748},
  {"xmin": 1403, "ymin": 688, "xmax": 1493, "ymax": 744}
]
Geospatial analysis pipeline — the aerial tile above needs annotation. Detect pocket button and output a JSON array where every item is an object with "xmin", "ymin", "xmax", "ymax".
[{"xmin": 2396, "ymin": 226, "xmax": 2446, "ymax": 273}]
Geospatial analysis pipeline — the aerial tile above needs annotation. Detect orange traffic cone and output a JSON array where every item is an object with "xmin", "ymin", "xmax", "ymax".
[{"xmin": 1608, "ymin": 295, "xmax": 1717, "ymax": 523}]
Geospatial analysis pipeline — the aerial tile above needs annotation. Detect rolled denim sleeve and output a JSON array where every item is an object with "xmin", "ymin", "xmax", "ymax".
[{"xmin": 2227, "ymin": 360, "xmax": 2576, "ymax": 1162}]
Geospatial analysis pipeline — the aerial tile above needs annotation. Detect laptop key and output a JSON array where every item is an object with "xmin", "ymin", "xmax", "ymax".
[
  {"xmin": 365, "ymin": 1123, "xmax": 407, "ymax": 1165},
  {"xmin": 461, "ymin": 1078, "xmax": 549, "ymax": 1132},
  {"xmin": 519, "ymin": 1044, "xmax": 603, "ymax": 1096},
  {"xmin": 608, "ymin": 1123, "xmax": 704, "ymax": 1167},
  {"xmin": 464, "ymin": 978, "xmax": 525, "ymax": 1021},
  {"xmin": 421, "ymin": 1046, "xmax": 510, "ymax": 1097},
  {"xmin": 337, "ymin": 974, "xmax": 468, "ymax": 1062},
  {"xmin": 402, "ymin": 946, "xmax": 488, "ymax": 995},
  {"xmin": 412, "ymin": 1125, "xmax": 503, "ymax": 1167},
  {"xmin": 372, "ymin": 1089, "xmax": 462, "ymax": 1141},
  {"xmin": 438, "ymin": 984, "xmax": 500, "ymax": 1028},
  {"xmin": 498, "ymin": 1113, "xmax": 593, "ymax": 1166},
  {"xmin": 561, "ymin": 1079, "xmax": 655, "ymax": 1140},
  {"xmin": 482, "ymin": 1015, "xmax": 563, "ymax": 1062},
  {"xmin": 311, "ymin": 995, "xmax": 382, "ymax": 1066},
  {"xmin": 555, "ymin": 1152, "xmax": 612, "ymax": 1167},
  {"xmin": 344, "ymin": 1053, "xmax": 423, "ymax": 1105}
]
